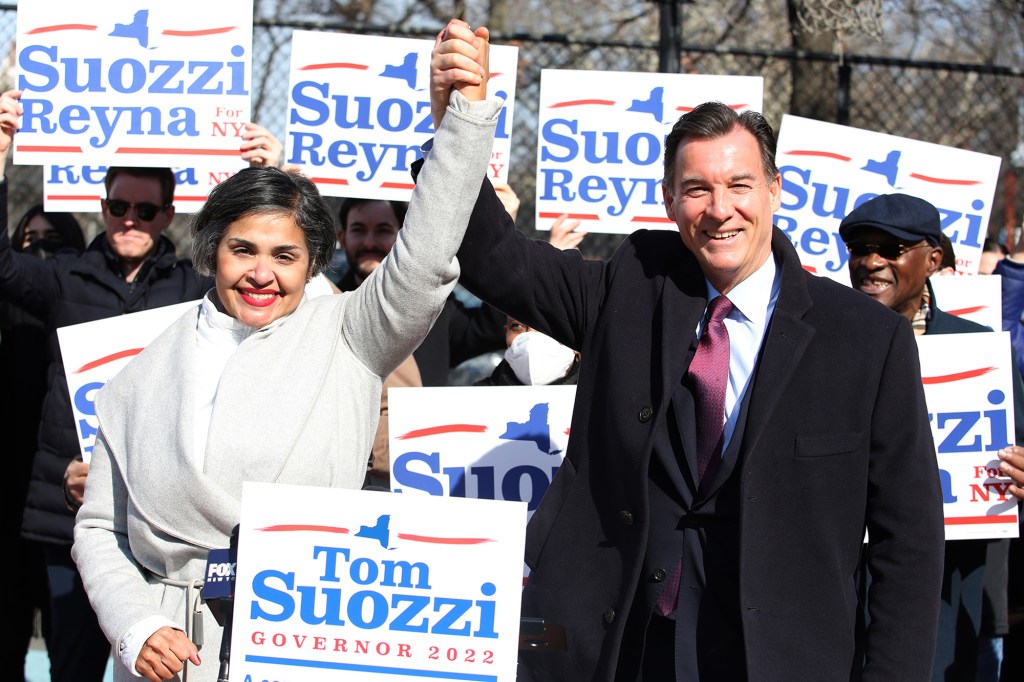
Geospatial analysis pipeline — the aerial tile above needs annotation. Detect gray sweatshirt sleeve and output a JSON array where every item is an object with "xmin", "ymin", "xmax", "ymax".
[{"xmin": 342, "ymin": 91, "xmax": 502, "ymax": 377}]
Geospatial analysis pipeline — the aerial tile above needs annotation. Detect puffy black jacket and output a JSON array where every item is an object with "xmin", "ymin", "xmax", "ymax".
[{"xmin": 0, "ymin": 180, "xmax": 213, "ymax": 544}]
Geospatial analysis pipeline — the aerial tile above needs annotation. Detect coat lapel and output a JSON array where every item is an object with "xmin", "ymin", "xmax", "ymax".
[
  {"xmin": 659, "ymin": 252, "xmax": 709, "ymax": 493},
  {"xmin": 735, "ymin": 232, "xmax": 815, "ymax": 472}
]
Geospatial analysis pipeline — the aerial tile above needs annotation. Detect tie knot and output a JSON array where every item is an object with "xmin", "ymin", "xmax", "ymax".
[{"xmin": 707, "ymin": 295, "xmax": 733, "ymax": 324}]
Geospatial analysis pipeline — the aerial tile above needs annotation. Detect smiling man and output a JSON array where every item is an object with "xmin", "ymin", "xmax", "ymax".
[
  {"xmin": 0, "ymin": 161, "xmax": 213, "ymax": 682},
  {"xmin": 840, "ymin": 193, "xmax": 1024, "ymax": 682},
  {"xmin": 433, "ymin": 21, "xmax": 943, "ymax": 680}
]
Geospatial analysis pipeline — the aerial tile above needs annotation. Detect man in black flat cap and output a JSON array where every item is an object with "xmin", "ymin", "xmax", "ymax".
[{"xmin": 840, "ymin": 192, "xmax": 1024, "ymax": 682}]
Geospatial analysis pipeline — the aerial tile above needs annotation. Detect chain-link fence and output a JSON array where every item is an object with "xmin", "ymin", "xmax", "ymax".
[{"xmin": 3, "ymin": 7, "xmax": 1023, "ymax": 259}]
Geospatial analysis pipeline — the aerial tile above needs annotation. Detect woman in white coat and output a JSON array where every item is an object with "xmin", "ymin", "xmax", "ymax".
[{"xmin": 72, "ymin": 27, "xmax": 496, "ymax": 682}]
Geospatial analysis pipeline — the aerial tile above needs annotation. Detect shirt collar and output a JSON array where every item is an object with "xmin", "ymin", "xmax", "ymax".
[{"xmin": 705, "ymin": 254, "xmax": 779, "ymax": 328}]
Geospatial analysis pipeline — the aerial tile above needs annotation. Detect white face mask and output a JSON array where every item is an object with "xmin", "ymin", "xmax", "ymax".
[{"xmin": 504, "ymin": 331, "xmax": 576, "ymax": 386}]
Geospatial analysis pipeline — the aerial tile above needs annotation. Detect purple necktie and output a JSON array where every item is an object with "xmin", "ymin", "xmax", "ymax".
[
  {"xmin": 656, "ymin": 295, "xmax": 733, "ymax": 617},
  {"xmin": 688, "ymin": 295, "xmax": 733, "ymax": 480}
]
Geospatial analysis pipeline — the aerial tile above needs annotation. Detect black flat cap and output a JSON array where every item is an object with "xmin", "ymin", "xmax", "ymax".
[{"xmin": 838, "ymin": 193, "xmax": 942, "ymax": 246}]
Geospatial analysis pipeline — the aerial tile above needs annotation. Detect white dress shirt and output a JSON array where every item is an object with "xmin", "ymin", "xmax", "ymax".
[{"xmin": 698, "ymin": 254, "xmax": 781, "ymax": 457}]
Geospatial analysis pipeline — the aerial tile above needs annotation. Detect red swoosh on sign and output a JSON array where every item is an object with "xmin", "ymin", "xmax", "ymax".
[
  {"xmin": 782, "ymin": 150, "xmax": 852, "ymax": 162},
  {"xmin": 397, "ymin": 533, "xmax": 494, "ymax": 545},
  {"xmin": 300, "ymin": 63, "xmax": 370, "ymax": 71},
  {"xmin": 947, "ymin": 306, "xmax": 986, "ymax": 317},
  {"xmin": 162, "ymin": 27, "xmax": 236, "ymax": 36},
  {"xmin": 74, "ymin": 349, "xmax": 143, "ymax": 374},
  {"xmin": 311, "ymin": 177, "xmax": 350, "ymax": 186},
  {"xmin": 17, "ymin": 145, "xmax": 83, "ymax": 153},
  {"xmin": 909, "ymin": 172, "xmax": 980, "ymax": 186},
  {"xmin": 398, "ymin": 424, "xmax": 487, "ymax": 440},
  {"xmin": 921, "ymin": 367, "xmax": 995, "ymax": 384},
  {"xmin": 630, "ymin": 216, "xmax": 674, "ymax": 223},
  {"xmin": 538, "ymin": 212, "xmax": 600, "ymax": 221},
  {"xmin": 676, "ymin": 103, "xmax": 747, "ymax": 112},
  {"xmin": 257, "ymin": 525, "xmax": 351, "ymax": 534},
  {"xmin": 549, "ymin": 99, "xmax": 616, "ymax": 108},
  {"xmin": 27, "ymin": 24, "xmax": 97, "ymax": 34}
]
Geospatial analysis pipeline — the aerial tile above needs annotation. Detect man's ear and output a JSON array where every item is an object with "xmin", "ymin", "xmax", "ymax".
[
  {"xmin": 662, "ymin": 182, "xmax": 676, "ymax": 223},
  {"xmin": 336, "ymin": 229, "xmax": 346, "ymax": 249},
  {"xmin": 926, "ymin": 245, "xmax": 943, "ymax": 276}
]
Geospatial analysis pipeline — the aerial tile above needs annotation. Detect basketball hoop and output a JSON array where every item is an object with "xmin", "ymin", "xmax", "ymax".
[{"xmin": 796, "ymin": 0, "xmax": 883, "ymax": 39}]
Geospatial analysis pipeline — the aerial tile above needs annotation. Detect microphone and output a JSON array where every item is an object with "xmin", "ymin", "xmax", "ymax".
[{"xmin": 202, "ymin": 525, "xmax": 239, "ymax": 682}]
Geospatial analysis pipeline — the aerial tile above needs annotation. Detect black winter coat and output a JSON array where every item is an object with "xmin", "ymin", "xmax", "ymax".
[{"xmin": 0, "ymin": 181, "xmax": 213, "ymax": 544}]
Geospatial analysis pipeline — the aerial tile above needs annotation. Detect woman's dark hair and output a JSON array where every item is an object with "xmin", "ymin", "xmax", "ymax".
[
  {"xmin": 12, "ymin": 204, "xmax": 86, "ymax": 254},
  {"xmin": 191, "ymin": 167, "xmax": 336, "ymax": 277}
]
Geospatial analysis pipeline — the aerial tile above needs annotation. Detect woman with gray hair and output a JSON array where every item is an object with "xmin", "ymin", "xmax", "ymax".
[{"xmin": 71, "ymin": 30, "xmax": 497, "ymax": 681}]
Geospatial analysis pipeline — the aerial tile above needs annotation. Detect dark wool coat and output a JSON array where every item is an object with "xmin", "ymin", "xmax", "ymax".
[
  {"xmin": 0, "ymin": 181, "xmax": 212, "ymax": 544},
  {"xmin": 455, "ymin": 179, "xmax": 945, "ymax": 682}
]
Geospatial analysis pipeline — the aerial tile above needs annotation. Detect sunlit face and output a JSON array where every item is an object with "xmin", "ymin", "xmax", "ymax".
[
  {"xmin": 22, "ymin": 215, "xmax": 64, "ymax": 250},
  {"xmin": 339, "ymin": 201, "xmax": 400, "ymax": 284},
  {"xmin": 215, "ymin": 212, "xmax": 311, "ymax": 329},
  {"xmin": 663, "ymin": 127, "xmax": 781, "ymax": 294},
  {"xmin": 102, "ymin": 175, "xmax": 173, "ymax": 264},
  {"xmin": 846, "ymin": 228, "xmax": 942, "ymax": 321}
]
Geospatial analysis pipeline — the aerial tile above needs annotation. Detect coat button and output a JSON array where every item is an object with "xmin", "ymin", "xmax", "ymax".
[
  {"xmin": 603, "ymin": 609, "xmax": 616, "ymax": 623},
  {"xmin": 652, "ymin": 568, "xmax": 667, "ymax": 582},
  {"xmin": 638, "ymin": 407, "xmax": 653, "ymax": 423},
  {"xmin": 620, "ymin": 510, "xmax": 634, "ymax": 525}
]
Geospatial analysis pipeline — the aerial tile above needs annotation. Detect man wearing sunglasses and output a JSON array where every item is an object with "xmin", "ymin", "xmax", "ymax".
[
  {"xmin": 0, "ymin": 88, "xmax": 221, "ymax": 682},
  {"xmin": 840, "ymin": 193, "xmax": 1024, "ymax": 682}
]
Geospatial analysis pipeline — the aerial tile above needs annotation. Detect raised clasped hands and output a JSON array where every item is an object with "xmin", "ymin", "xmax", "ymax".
[{"xmin": 430, "ymin": 19, "xmax": 490, "ymax": 129}]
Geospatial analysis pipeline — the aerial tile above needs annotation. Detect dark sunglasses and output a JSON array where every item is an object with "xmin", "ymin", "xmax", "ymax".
[
  {"xmin": 845, "ymin": 241, "xmax": 928, "ymax": 260},
  {"xmin": 104, "ymin": 199, "xmax": 169, "ymax": 222}
]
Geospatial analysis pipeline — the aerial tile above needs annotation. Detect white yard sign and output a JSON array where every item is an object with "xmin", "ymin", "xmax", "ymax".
[
  {"xmin": 286, "ymin": 30, "xmax": 518, "ymax": 199},
  {"xmin": 775, "ymin": 116, "xmax": 1001, "ymax": 281},
  {"xmin": 232, "ymin": 482, "xmax": 526, "ymax": 681},
  {"xmin": 57, "ymin": 301, "xmax": 199, "ymax": 462},
  {"xmin": 929, "ymin": 274, "xmax": 1002, "ymax": 333},
  {"xmin": 15, "ymin": 1, "xmax": 253, "ymax": 167},
  {"xmin": 388, "ymin": 386, "xmax": 575, "ymax": 514},
  {"xmin": 917, "ymin": 332, "xmax": 1020, "ymax": 540},
  {"xmin": 535, "ymin": 70, "xmax": 763, "ymax": 234},
  {"xmin": 43, "ymin": 164, "xmax": 245, "ymax": 213}
]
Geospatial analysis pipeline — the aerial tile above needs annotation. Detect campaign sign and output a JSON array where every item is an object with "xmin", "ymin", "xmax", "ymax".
[
  {"xmin": 388, "ymin": 386, "xmax": 574, "ymax": 513},
  {"xmin": 775, "ymin": 115, "xmax": 1001, "ymax": 281},
  {"xmin": 917, "ymin": 332, "xmax": 1020, "ymax": 540},
  {"xmin": 15, "ymin": 1, "xmax": 253, "ymax": 167},
  {"xmin": 44, "ymin": 163, "xmax": 244, "ymax": 213},
  {"xmin": 57, "ymin": 301, "xmax": 199, "ymax": 462},
  {"xmin": 285, "ymin": 30, "xmax": 518, "ymax": 199},
  {"xmin": 535, "ymin": 70, "xmax": 763, "ymax": 235},
  {"xmin": 231, "ymin": 481, "xmax": 526, "ymax": 681},
  {"xmin": 929, "ymin": 274, "xmax": 1002, "ymax": 333}
]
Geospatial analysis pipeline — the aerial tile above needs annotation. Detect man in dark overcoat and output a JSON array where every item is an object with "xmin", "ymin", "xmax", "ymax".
[{"xmin": 430, "ymin": 20, "xmax": 945, "ymax": 681}]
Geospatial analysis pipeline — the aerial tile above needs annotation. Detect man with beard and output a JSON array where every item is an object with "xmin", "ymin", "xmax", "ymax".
[
  {"xmin": 336, "ymin": 197, "xmax": 505, "ymax": 387},
  {"xmin": 335, "ymin": 198, "xmax": 506, "ymax": 487}
]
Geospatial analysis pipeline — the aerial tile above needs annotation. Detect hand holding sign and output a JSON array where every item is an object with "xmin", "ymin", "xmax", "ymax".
[
  {"xmin": 430, "ymin": 19, "xmax": 489, "ymax": 128},
  {"xmin": 239, "ymin": 122, "xmax": 283, "ymax": 169},
  {"xmin": 0, "ymin": 89, "xmax": 23, "ymax": 175},
  {"xmin": 999, "ymin": 446, "xmax": 1024, "ymax": 500}
]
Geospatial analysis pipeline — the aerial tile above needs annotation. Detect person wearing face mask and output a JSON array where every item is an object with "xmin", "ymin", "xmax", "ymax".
[
  {"xmin": 476, "ymin": 317, "xmax": 580, "ymax": 386},
  {"xmin": 1, "ymin": 205, "xmax": 85, "ymax": 682}
]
